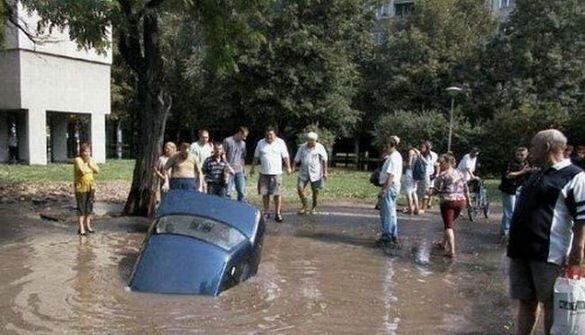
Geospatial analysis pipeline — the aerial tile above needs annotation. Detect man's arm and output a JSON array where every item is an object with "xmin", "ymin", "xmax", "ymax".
[
  {"xmin": 567, "ymin": 174, "xmax": 585, "ymax": 276},
  {"xmin": 383, "ymin": 173, "xmax": 395, "ymax": 191},
  {"xmin": 250, "ymin": 143, "xmax": 260, "ymax": 174},
  {"xmin": 284, "ymin": 157, "xmax": 292, "ymax": 174},
  {"xmin": 194, "ymin": 160, "xmax": 204, "ymax": 191},
  {"xmin": 568, "ymin": 222, "xmax": 585, "ymax": 267},
  {"xmin": 282, "ymin": 141, "xmax": 291, "ymax": 174}
]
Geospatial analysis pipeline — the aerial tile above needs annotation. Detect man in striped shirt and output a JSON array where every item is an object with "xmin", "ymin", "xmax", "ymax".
[
  {"xmin": 507, "ymin": 129, "xmax": 585, "ymax": 335},
  {"xmin": 202, "ymin": 142, "xmax": 233, "ymax": 197}
]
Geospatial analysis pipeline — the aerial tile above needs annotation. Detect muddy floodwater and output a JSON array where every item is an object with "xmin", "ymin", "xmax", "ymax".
[{"xmin": 0, "ymin": 205, "xmax": 519, "ymax": 334}]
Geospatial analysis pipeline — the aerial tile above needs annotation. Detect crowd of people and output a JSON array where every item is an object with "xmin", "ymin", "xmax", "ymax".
[
  {"xmin": 72, "ymin": 127, "xmax": 585, "ymax": 334},
  {"xmin": 148, "ymin": 126, "xmax": 328, "ymax": 223}
]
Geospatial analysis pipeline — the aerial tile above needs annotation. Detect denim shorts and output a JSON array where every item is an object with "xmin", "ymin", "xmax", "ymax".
[{"xmin": 169, "ymin": 178, "xmax": 196, "ymax": 190}]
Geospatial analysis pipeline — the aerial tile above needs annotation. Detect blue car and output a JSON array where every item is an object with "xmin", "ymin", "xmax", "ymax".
[{"xmin": 129, "ymin": 190, "xmax": 266, "ymax": 296}]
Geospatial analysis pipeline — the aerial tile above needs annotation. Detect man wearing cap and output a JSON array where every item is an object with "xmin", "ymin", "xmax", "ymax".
[
  {"xmin": 378, "ymin": 136, "xmax": 403, "ymax": 247},
  {"xmin": 294, "ymin": 132, "xmax": 329, "ymax": 215}
]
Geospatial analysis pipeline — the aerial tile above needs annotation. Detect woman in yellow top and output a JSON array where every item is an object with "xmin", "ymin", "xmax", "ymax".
[
  {"xmin": 74, "ymin": 143, "xmax": 100, "ymax": 235},
  {"xmin": 164, "ymin": 142, "xmax": 204, "ymax": 191}
]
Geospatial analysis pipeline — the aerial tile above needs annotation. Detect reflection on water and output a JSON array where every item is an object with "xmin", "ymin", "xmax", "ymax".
[{"xmin": 0, "ymin": 211, "xmax": 513, "ymax": 334}]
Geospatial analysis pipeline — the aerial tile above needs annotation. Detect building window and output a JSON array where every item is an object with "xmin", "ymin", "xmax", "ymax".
[
  {"xmin": 376, "ymin": 2, "xmax": 392, "ymax": 19},
  {"xmin": 395, "ymin": 2, "xmax": 414, "ymax": 16}
]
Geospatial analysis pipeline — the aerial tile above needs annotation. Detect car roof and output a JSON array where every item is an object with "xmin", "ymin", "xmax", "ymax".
[{"xmin": 156, "ymin": 190, "xmax": 260, "ymax": 239}]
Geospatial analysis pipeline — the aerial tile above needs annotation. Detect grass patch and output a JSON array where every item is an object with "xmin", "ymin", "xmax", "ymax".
[
  {"xmin": 0, "ymin": 160, "xmax": 134, "ymax": 183},
  {"xmin": 0, "ymin": 160, "xmax": 502, "ymax": 205}
]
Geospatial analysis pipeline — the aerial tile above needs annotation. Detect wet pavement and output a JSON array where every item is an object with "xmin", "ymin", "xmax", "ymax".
[{"xmin": 0, "ymin": 203, "xmax": 518, "ymax": 334}]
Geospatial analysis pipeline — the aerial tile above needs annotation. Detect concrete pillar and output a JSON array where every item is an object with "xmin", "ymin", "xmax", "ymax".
[
  {"xmin": 25, "ymin": 108, "xmax": 47, "ymax": 165},
  {"xmin": 0, "ymin": 114, "xmax": 8, "ymax": 162},
  {"xmin": 50, "ymin": 113, "xmax": 69, "ymax": 162},
  {"xmin": 91, "ymin": 112, "xmax": 106, "ymax": 163},
  {"xmin": 17, "ymin": 113, "xmax": 27, "ymax": 162}
]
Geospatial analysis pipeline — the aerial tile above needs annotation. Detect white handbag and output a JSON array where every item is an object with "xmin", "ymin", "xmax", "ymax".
[{"xmin": 551, "ymin": 277, "xmax": 585, "ymax": 335}]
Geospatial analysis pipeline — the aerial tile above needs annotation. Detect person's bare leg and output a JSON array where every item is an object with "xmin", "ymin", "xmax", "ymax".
[
  {"xmin": 84, "ymin": 215, "xmax": 94, "ymax": 232},
  {"xmin": 275, "ymin": 195, "xmax": 282, "ymax": 215},
  {"xmin": 297, "ymin": 185, "xmax": 308, "ymax": 214},
  {"xmin": 543, "ymin": 300, "xmax": 554, "ymax": 335},
  {"xmin": 413, "ymin": 193, "xmax": 419, "ymax": 214},
  {"xmin": 445, "ymin": 228, "xmax": 455, "ymax": 257},
  {"xmin": 311, "ymin": 189, "xmax": 319, "ymax": 214},
  {"xmin": 262, "ymin": 195, "xmax": 270, "ymax": 215},
  {"xmin": 516, "ymin": 299, "xmax": 538, "ymax": 335},
  {"xmin": 78, "ymin": 215, "xmax": 86, "ymax": 235}
]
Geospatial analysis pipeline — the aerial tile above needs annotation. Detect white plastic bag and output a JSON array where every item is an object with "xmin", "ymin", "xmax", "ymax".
[{"xmin": 551, "ymin": 277, "xmax": 585, "ymax": 335}]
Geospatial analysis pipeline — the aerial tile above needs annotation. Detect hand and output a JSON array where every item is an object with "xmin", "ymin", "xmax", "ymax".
[
  {"xmin": 466, "ymin": 200, "xmax": 472, "ymax": 208},
  {"xmin": 323, "ymin": 172, "xmax": 328, "ymax": 180},
  {"xmin": 287, "ymin": 167, "xmax": 292, "ymax": 175},
  {"xmin": 162, "ymin": 181, "xmax": 169, "ymax": 192},
  {"xmin": 565, "ymin": 265, "xmax": 584, "ymax": 279}
]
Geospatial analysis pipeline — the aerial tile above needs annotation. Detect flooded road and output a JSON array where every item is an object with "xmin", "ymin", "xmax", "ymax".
[{"xmin": 0, "ymin": 205, "xmax": 515, "ymax": 334}]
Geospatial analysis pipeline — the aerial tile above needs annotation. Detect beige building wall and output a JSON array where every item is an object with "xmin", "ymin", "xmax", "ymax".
[{"xmin": 0, "ymin": 3, "xmax": 111, "ymax": 164}]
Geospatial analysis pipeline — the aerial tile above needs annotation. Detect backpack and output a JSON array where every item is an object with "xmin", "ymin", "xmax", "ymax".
[
  {"xmin": 412, "ymin": 156, "xmax": 427, "ymax": 181},
  {"xmin": 369, "ymin": 168, "xmax": 383, "ymax": 187}
]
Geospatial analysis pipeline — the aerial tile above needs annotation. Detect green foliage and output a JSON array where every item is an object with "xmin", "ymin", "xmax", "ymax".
[
  {"xmin": 480, "ymin": 101, "xmax": 571, "ymax": 173},
  {"xmin": 474, "ymin": 0, "xmax": 585, "ymax": 117},
  {"xmin": 0, "ymin": 0, "xmax": 5, "ymax": 44},
  {"xmin": 360, "ymin": 0, "xmax": 496, "ymax": 121},
  {"xmin": 372, "ymin": 110, "xmax": 476, "ymax": 157},
  {"xmin": 295, "ymin": 124, "xmax": 336, "ymax": 154},
  {"xmin": 214, "ymin": 0, "xmax": 372, "ymax": 138}
]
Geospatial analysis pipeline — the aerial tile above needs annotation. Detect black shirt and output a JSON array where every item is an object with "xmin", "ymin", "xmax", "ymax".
[
  {"xmin": 498, "ymin": 159, "xmax": 530, "ymax": 195},
  {"xmin": 507, "ymin": 160, "xmax": 585, "ymax": 265}
]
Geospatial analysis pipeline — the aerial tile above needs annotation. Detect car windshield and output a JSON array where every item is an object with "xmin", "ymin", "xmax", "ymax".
[{"xmin": 155, "ymin": 215, "xmax": 246, "ymax": 250}]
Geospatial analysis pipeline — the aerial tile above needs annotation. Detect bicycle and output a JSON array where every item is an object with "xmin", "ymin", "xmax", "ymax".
[{"xmin": 467, "ymin": 178, "xmax": 490, "ymax": 222}]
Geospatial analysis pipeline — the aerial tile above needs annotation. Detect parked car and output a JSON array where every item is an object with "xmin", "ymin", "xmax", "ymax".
[{"xmin": 129, "ymin": 190, "xmax": 266, "ymax": 296}]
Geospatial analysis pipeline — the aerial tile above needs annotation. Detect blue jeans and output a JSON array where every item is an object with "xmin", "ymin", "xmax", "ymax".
[
  {"xmin": 380, "ymin": 186, "xmax": 400, "ymax": 239},
  {"xmin": 228, "ymin": 172, "xmax": 246, "ymax": 202},
  {"xmin": 501, "ymin": 192, "xmax": 516, "ymax": 236}
]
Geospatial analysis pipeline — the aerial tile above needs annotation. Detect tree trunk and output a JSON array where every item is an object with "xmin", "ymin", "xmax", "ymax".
[
  {"xmin": 120, "ymin": 9, "xmax": 171, "ymax": 216},
  {"xmin": 123, "ymin": 82, "xmax": 170, "ymax": 215}
]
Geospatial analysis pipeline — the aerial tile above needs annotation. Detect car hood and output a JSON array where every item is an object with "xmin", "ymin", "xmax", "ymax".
[{"xmin": 130, "ymin": 234, "xmax": 229, "ymax": 295}]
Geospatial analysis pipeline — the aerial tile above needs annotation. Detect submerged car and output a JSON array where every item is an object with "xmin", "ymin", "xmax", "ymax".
[{"xmin": 129, "ymin": 190, "xmax": 265, "ymax": 296}]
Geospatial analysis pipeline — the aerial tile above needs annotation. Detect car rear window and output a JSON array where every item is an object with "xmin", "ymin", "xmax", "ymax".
[{"xmin": 156, "ymin": 215, "xmax": 246, "ymax": 250}]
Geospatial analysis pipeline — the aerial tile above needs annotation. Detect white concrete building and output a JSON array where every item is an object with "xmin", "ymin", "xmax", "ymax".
[{"xmin": 0, "ymin": 5, "xmax": 111, "ymax": 164}]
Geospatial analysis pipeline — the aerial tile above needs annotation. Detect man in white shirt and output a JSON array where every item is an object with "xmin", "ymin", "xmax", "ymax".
[
  {"xmin": 294, "ymin": 132, "xmax": 328, "ymax": 215},
  {"xmin": 251, "ymin": 127, "xmax": 292, "ymax": 222},
  {"xmin": 378, "ymin": 135, "xmax": 403, "ymax": 247},
  {"xmin": 457, "ymin": 148, "xmax": 479, "ymax": 182},
  {"xmin": 190, "ymin": 129, "xmax": 214, "ymax": 191},
  {"xmin": 190, "ymin": 129, "xmax": 214, "ymax": 163}
]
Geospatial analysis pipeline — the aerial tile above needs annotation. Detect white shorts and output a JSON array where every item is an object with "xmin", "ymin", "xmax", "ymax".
[{"xmin": 402, "ymin": 169, "xmax": 418, "ymax": 195}]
